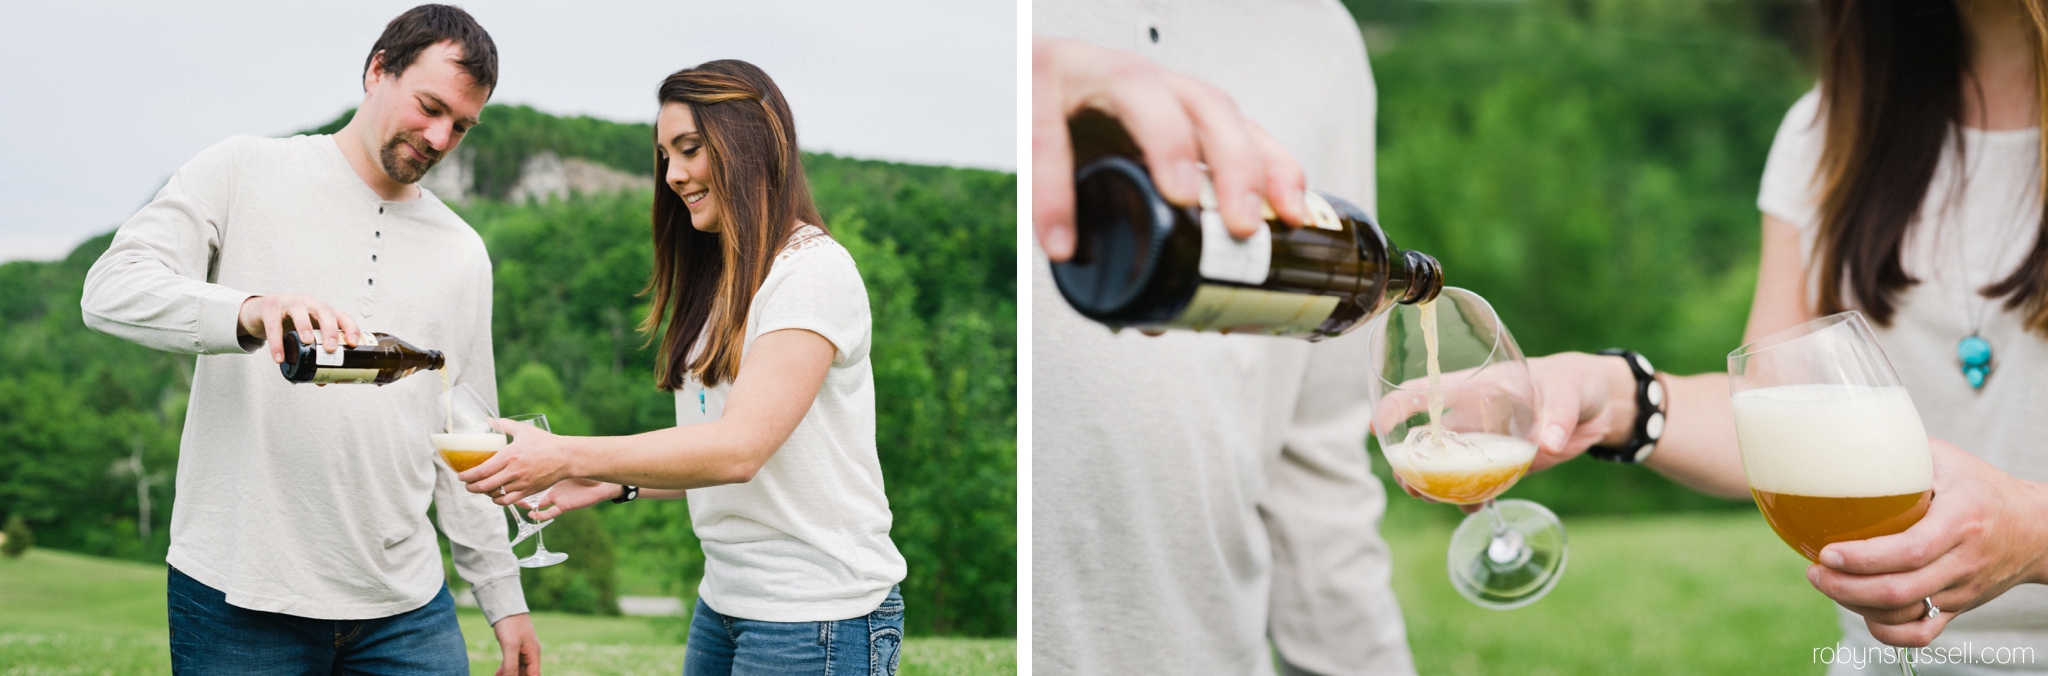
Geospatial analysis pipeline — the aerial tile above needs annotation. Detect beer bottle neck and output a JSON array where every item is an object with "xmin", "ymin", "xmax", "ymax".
[{"xmin": 1387, "ymin": 248, "xmax": 1444, "ymax": 306}]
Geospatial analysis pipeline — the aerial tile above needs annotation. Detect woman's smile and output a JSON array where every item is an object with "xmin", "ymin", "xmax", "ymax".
[{"xmin": 658, "ymin": 101, "xmax": 722, "ymax": 232}]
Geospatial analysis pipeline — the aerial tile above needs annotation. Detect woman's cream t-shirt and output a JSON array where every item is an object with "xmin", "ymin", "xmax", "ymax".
[
  {"xmin": 679, "ymin": 225, "xmax": 906, "ymax": 622},
  {"xmin": 1759, "ymin": 89, "xmax": 2048, "ymax": 672}
]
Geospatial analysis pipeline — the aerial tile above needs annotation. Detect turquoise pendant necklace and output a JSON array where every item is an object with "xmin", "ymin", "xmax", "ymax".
[
  {"xmin": 1946, "ymin": 215, "xmax": 2004, "ymax": 392},
  {"xmin": 1958, "ymin": 333, "xmax": 1992, "ymax": 391}
]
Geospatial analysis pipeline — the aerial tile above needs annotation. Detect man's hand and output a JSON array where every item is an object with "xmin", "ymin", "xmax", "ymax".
[
  {"xmin": 525, "ymin": 478, "xmax": 622, "ymax": 521},
  {"xmin": 236, "ymin": 294, "xmax": 363, "ymax": 364},
  {"xmin": 490, "ymin": 612, "xmax": 541, "ymax": 676},
  {"xmin": 1032, "ymin": 36, "xmax": 1308, "ymax": 262},
  {"xmin": 1806, "ymin": 438, "xmax": 2048, "ymax": 647}
]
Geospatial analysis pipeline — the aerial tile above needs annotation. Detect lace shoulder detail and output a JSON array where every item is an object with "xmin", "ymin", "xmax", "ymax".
[{"xmin": 776, "ymin": 223, "xmax": 831, "ymax": 262}]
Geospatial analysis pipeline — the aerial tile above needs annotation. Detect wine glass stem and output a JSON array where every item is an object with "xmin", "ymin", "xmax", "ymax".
[
  {"xmin": 1485, "ymin": 499, "xmax": 1509, "ymax": 532},
  {"xmin": 1481, "ymin": 500, "xmax": 1529, "ymax": 569}
]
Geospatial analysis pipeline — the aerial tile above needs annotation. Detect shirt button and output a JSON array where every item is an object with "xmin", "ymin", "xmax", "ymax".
[
  {"xmin": 375, "ymin": 231, "xmax": 381, "ymax": 238},
  {"xmin": 378, "ymin": 206, "xmax": 384, "ymax": 214},
  {"xmin": 368, "ymin": 279, "xmax": 374, "ymax": 286},
  {"xmin": 371, "ymin": 255, "xmax": 377, "ymax": 262}
]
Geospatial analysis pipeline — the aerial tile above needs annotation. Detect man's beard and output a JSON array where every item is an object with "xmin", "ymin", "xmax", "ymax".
[{"xmin": 378, "ymin": 131, "xmax": 443, "ymax": 184}]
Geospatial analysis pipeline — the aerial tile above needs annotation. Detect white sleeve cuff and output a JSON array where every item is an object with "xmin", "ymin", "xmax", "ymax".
[
  {"xmin": 471, "ymin": 575, "xmax": 530, "ymax": 626},
  {"xmin": 198, "ymin": 286, "xmax": 259, "ymax": 354}
]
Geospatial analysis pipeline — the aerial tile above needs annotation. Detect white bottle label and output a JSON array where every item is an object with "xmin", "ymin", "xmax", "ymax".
[
  {"xmin": 1193, "ymin": 172, "xmax": 1275, "ymax": 285},
  {"xmin": 312, "ymin": 368, "xmax": 378, "ymax": 384},
  {"xmin": 1163, "ymin": 284, "xmax": 1339, "ymax": 336},
  {"xmin": 1303, "ymin": 192, "xmax": 1344, "ymax": 231},
  {"xmin": 314, "ymin": 335, "xmax": 344, "ymax": 366},
  {"xmin": 1198, "ymin": 208, "xmax": 1272, "ymax": 285}
]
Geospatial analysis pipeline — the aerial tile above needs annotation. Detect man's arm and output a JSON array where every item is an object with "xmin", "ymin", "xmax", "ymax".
[
  {"xmin": 432, "ymin": 459, "xmax": 539, "ymax": 675},
  {"xmin": 1261, "ymin": 333, "xmax": 1418, "ymax": 676},
  {"xmin": 81, "ymin": 138, "xmax": 261, "ymax": 355},
  {"xmin": 432, "ymin": 260, "xmax": 538, "ymax": 674}
]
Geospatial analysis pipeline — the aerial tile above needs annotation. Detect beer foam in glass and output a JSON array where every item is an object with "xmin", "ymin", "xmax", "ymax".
[{"xmin": 1733, "ymin": 384, "xmax": 1931, "ymax": 561}]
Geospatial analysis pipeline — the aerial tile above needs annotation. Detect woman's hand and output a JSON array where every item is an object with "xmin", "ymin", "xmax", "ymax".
[
  {"xmin": 1374, "ymin": 352, "xmax": 1630, "ymax": 513},
  {"xmin": 459, "ymin": 418, "xmax": 574, "ymax": 506},
  {"xmin": 525, "ymin": 479, "xmax": 621, "ymax": 521},
  {"xmin": 1522, "ymin": 352, "xmax": 1637, "ymax": 471},
  {"xmin": 1806, "ymin": 438, "xmax": 2048, "ymax": 647}
]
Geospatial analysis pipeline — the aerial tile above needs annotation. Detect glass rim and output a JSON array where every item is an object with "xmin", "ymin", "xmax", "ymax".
[
  {"xmin": 1726, "ymin": 311, "xmax": 1864, "ymax": 363},
  {"xmin": 501, "ymin": 411, "xmax": 550, "ymax": 434},
  {"xmin": 447, "ymin": 382, "xmax": 498, "ymax": 434},
  {"xmin": 1372, "ymin": 286, "xmax": 1515, "ymax": 394}
]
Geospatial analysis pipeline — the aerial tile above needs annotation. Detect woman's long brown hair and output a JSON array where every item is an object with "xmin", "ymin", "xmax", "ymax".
[
  {"xmin": 1813, "ymin": 0, "xmax": 2048, "ymax": 333},
  {"xmin": 641, "ymin": 60, "xmax": 825, "ymax": 390}
]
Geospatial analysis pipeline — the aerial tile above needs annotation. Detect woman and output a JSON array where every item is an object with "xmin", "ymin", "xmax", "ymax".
[
  {"xmin": 459, "ymin": 60, "xmax": 906, "ymax": 675},
  {"xmin": 1506, "ymin": 0, "xmax": 2048, "ymax": 669}
]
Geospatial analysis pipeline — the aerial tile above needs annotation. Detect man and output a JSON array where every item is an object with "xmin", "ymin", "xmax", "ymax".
[
  {"xmin": 1032, "ymin": 1, "xmax": 1415, "ymax": 675},
  {"xmin": 80, "ymin": 5, "xmax": 539, "ymax": 674}
]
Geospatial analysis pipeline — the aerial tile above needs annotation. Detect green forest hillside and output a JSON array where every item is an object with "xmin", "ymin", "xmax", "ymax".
[{"xmin": 0, "ymin": 105, "xmax": 1016, "ymax": 636}]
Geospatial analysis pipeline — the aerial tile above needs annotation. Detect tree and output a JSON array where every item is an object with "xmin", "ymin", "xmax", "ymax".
[{"xmin": 3, "ymin": 514, "xmax": 32, "ymax": 558}]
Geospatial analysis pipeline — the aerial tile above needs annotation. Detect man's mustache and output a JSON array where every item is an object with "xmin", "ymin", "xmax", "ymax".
[{"xmin": 389, "ymin": 134, "xmax": 443, "ymax": 163}]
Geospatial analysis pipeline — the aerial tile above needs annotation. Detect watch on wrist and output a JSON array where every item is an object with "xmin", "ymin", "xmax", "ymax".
[
  {"xmin": 611, "ymin": 485, "xmax": 639, "ymax": 504},
  {"xmin": 1587, "ymin": 349, "xmax": 1665, "ymax": 464}
]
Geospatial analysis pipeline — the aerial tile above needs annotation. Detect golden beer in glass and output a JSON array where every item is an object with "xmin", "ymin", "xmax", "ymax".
[
  {"xmin": 1749, "ymin": 490, "xmax": 1931, "ymax": 562},
  {"xmin": 432, "ymin": 433, "xmax": 506, "ymax": 473},
  {"xmin": 1729, "ymin": 312, "xmax": 1931, "ymax": 675},
  {"xmin": 1367, "ymin": 287, "xmax": 1563, "ymax": 610}
]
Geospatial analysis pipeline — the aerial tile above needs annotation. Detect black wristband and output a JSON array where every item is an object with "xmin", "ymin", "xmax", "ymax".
[
  {"xmin": 1587, "ymin": 349, "xmax": 1665, "ymax": 464},
  {"xmin": 611, "ymin": 485, "xmax": 639, "ymax": 504}
]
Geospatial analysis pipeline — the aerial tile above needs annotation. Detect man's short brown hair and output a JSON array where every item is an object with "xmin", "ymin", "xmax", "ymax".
[{"xmin": 363, "ymin": 4, "xmax": 497, "ymax": 94}]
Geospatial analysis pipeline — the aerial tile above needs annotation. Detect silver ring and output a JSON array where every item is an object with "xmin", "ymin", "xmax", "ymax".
[{"xmin": 1924, "ymin": 597, "xmax": 1940, "ymax": 621}]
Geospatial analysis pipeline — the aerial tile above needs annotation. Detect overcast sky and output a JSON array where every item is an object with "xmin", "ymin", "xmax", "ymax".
[{"xmin": 0, "ymin": 1, "xmax": 1016, "ymax": 262}]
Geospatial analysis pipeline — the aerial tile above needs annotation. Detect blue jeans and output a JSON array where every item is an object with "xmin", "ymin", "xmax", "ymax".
[
  {"xmin": 684, "ymin": 586, "xmax": 904, "ymax": 676},
  {"xmin": 167, "ymin": 566, "xmax": 468, "ymax": 675}
]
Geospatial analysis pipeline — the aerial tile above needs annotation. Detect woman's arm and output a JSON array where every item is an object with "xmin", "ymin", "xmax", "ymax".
[
  {"xmin": 1521, "ymin": 214, "xmax": 1812, "ymax": 497},
  {"xmin": 460, "ymin": 328, "xmax": 836, "ymax": 503}
]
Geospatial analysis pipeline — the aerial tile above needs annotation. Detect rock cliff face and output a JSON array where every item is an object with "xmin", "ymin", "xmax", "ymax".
[
  {"xmin": 417, "ymin": 147, "xmax": 475, "ymax": 202},
  {"xmin": 421, "ymin": 149, "xmax": 647, "ymax": 204}
]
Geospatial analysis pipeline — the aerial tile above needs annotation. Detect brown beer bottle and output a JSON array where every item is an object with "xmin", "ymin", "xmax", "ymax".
[
  {"xmin": 279, "ymin": 331, "xmax": 445, "ymax": 386},
  {"xmin": 1051, "ymin": 111, "xmax": 1443, "ymax": 340}
]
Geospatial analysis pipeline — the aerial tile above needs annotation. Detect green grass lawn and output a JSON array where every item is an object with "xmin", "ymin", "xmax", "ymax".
[
  {"xmin": 0, "ymin": 549, "xmax": 1013, "ymax": 675},
  {"xmin": 0, "ymin": 510, "xmax": 1839, "ymax": 675},
  {"xmin": 1381, "ymin": 505, "xmax": 1839, "ymax": 675}
]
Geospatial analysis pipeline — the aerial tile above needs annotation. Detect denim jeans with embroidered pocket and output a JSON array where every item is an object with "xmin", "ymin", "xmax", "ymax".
[{"xmin": 684, "ymin": 585, "xmax": 904, "ymax": 676}]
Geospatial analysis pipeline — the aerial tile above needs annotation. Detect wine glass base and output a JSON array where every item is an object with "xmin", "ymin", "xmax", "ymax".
[
  {"xmin": 509, "ymin": 519, "xmax": 554, "ymax": 547},
  {"xmin": 1448, "ymin": 499, "xmax": 1567, "ymax": 610},
  {"xmin": 518, "ymin": 551, "xmax": 568, "ymax": 568}
]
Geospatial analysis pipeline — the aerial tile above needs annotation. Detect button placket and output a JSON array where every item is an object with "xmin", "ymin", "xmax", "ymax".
[{"xmin": 362, "ymin": 204, "xmax": 383, "ymax": 319}]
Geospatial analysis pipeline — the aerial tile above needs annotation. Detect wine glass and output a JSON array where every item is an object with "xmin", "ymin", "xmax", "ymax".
[
  {"xmin": 1364, "ymin": 287, "xmax": 1565, "ymax": 609},
  {"xmin": 430, "ymin": 385, "xmax": 567, "ymax": 568},
  {"xmin": 1729, "ymin": 312, "xmax": 1930, "ymax": 675},
  {"xmin": 432, "ymin": 383, "xmax": 508, "ymax": 477},
  {"xmin": 500, "ymin": 413, "xmax": 568, "ymax": 568}
]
